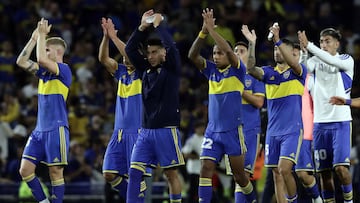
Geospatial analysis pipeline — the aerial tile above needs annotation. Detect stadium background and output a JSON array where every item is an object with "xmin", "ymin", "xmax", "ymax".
[{"xmin": 0, "ymin": 0, "xmax": 359, "ymax": 202}]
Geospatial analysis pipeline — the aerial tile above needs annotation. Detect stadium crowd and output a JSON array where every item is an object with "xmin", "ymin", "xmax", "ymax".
[{"xmin": 0, "ymin": 0, "xmax": 360, "ymax": 202}]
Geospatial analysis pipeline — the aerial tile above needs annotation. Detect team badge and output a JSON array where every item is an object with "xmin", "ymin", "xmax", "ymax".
[
  {"xmin": 245, "ymin": 79, "xmax": 252, "ymax": 87},
  {"xmin": 283, "ymin": 71, "xmax": 290, "ymax": 79}
]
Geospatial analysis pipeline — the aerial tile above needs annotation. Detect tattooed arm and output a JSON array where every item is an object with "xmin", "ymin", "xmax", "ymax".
[
  {"xmin": 241, "ymin": 25, "xmax": 264, "ymax": 80},
  {"xmin": 16, "ymin": 28, "xmax": 40, "ymax": 74}
]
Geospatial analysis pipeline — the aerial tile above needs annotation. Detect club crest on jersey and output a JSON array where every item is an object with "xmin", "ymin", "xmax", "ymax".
[
  {"xmin": 157, "ymin": 68, "xmax": 161, "ymax": 74},
  {"xmin": 245, "ymin": 79, "xmax": 252, "ymax": 87},
  {"xmin": 223, "ymin": 69, "xmax": 229, "ymax": 77},
  {"xmin": 283, "ymin": 71, "xmax": 290, "ymax": 79}
]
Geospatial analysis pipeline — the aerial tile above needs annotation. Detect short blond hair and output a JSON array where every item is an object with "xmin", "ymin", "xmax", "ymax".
[{"xmin": 46, "ymin": 37, "xmax": 67, "ymax": 50}]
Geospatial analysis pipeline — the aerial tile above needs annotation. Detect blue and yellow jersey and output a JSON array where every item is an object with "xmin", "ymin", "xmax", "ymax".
[
  {"xmin": 35, "ymin": 63, "xmax": 72, "ymax": 131},
  {"xmin": 262, "ymin": 64, "xmax": 307, "ymax": 136},
  {"xmin": 113, "ymin": 64, "xmax": 142, "ymax": 130},
  {"xmin": 202, "ymin": 60, "xmax": 246, "ymax": 132},
  {"xmin": 242, "ymin": 73, "xmax": 265, "ymax": 130}
]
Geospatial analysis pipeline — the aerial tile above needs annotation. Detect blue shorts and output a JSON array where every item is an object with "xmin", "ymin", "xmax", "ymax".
[
  {"xmin": 200, "ymin": 125, "xmax": 247, "ymax": 164},
  {"xmin": 130, "ymin": 128, "xmax": 185, "ymax": 168},
  {"xmin": 313, "ymin": 121, "xmax": 351, "ymax": 172},
  {"xmin": 103, "ymin": 129, "xmax": 140, "ymax": 177},
  {"xmin": 265, "ymin": 131, "xmax": 303, "ymax": 168},
  {"xmin": 22, "ymin": 126, "xmax": 70, "ymax": 166},
  {"xmin": 225, "ymin": 127, "xmax": 260, "ymax": 175},
  {"xmin": 295, "ymin": 139, "xmax": 315, "ymax": 172},
  {"xmin": 244, "ymin": 128, "xmax": 260, "ymax": 174}
]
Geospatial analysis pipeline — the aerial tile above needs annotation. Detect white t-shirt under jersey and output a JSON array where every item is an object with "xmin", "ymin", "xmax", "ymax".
[{"xmin": 306, "ymin": 42, "xmax": 354, "ymax": 123}]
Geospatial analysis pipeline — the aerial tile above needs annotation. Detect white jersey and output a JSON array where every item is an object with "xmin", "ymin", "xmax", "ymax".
[
  {"xmin": 181, "ymin": 134, "xmax": 204, "ymax": 175},
  {"xmin": 307, "ymin": 42, "xmax": 354, "ymax": 123}
]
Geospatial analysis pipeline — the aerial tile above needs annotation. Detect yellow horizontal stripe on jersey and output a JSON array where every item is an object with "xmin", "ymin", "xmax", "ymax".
[
  {"xmin": 265, "ymin": 79, "xmax": 304, "ymax": 99},
  {"xmin": 117, "ymin": 79, "xmax": 142, "ymax": 98},
  {"xmin": 38, "ymin": 79, "xmax": 69, "ymax": 100},
  {"xmin": 208, "ymin": 76, "xmax": 244, "ymax": 95}
]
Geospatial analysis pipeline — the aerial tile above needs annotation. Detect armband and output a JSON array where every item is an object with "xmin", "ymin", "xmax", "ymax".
[
  {"xmin": 198, "ymin": 31, "xmax": 208, "ymax": 39},
  {"xmin": 345, "ymin": 99, "xmax": 352, "ymax": 106},
  {"xmin": 275, "ymin": 40, "xmax": 283, "ymax": 47}
]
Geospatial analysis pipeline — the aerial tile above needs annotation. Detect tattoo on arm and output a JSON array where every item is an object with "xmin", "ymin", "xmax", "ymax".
[{"xmin": 26, "ymin": 60, "xmax": 38, "ymax": 74}]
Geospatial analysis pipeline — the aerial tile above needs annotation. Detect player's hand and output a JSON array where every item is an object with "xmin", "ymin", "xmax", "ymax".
[
  {"xmin": 329, "ymin": 96, "xmax": 346, "ymax": 105},
  {"xmin": 202, "ymin": 8, "xmax": 216, "ymax": 31},
  {"xmin": 105, "ymin": 18, "xmax": 118, "ymax": 39},
  {"xmin": 100, "ymin": 17, "xmax": 108, "ymax": 36},
  {"xmin": 241, "ymin": 25, "xmax": 256, "ymax": 44},
  {"xmin": 37, "ymin": 18, "xmax": 52, "ymax": 35},
  {"xmin": 298, "ymin": 31, "xmax": 309, "ymax": 48},
  {"xmin": 153, "ymin": 13, "xmax": 164, "ymax": 28},
  {"xmin": 139, "ymin": 9, "xmax": 154, "ymax": 31},
  {"xmin": 270, "ymin": 24, "xmax": 280, "ymax": 43}
]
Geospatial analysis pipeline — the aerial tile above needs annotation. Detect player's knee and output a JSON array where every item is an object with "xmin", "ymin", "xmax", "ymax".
[
  {"xmin": 164, "ymin": 168, "xmax": 179, "ymax": 183},
  {"xmin": 19, "ymin": 166, "xmax": 28, "ymax": 178},
  {"xmin": 103, "ymin": 172, "xmax": 116, "ymax": 182},
  {"xmin": 296, "ymin": 171, "xmax": 307, "ymax": 181},
  {"xmin": 49, "ymin": 166, "xmax": 64, "ymax": 180},
  {"xmin": 278, "ymin": 166, "xmax": 292, "ymax": 177},
  {"xmin": 200, "ymin": 160, "xmax": 215, "ymax": 177},
  {"xmin": 334, "ymin": 165, "xmax": 350, "ymax": 181}
]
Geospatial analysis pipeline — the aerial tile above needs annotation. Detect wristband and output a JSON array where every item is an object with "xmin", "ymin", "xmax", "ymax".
[
  {"xmin": 275, "ymin": 40, "xmax": 283, "ymax": 47},
  {"xmin": 198, "ymin": 31, "xmax": 208, "ymax": 39},
  {"xmin": 345, "ymin": 99, "xmax": 352, "ymax": 105}
]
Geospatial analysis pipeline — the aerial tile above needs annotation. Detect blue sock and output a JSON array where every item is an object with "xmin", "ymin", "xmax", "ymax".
[
  {"xmin": 341, "ymin": 184, "xmax": 353, "ymax": 202},
  {"xmin": 51, "ymin": 178, "xmax": 65, "ymax": 203},
  {"xmin": 235, "ymin": 192, "xmax": 246, "ymax": 203},
  {"xmin": 170, "ymin": 193, "xmax": 182, "ymax": 202},
  {"xmin": 127, "ymin": 166, "xmax": 145, "ymax": 203},
  {"xmin": 304, "ymin": 179, "xmax": 321, "ymax": 199},
  {"xmin": 240, "ymin": 181, "xmax": 257, "ymax": 203},
  {"xmin": 110, "ymin": 176, "xmax": 128, "ymax": 199},
  {"xmin": 322, "ymin": 190, "xmax": 335, "ymax": 202},
  {"xmin": 23, "ymin": 173, "xmax": 47, "ymax": 201},
  {"xmin": 198, "ymin": 178, "xmax": 212, "ymax": 203}
]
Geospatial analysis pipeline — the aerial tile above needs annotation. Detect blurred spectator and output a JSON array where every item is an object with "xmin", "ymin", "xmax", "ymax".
[
  {"xmin": 181, "ymin": 121, "xmax": 205, "ymax": 203},
  {"xmin": 64, "ymin": 140, "xmax": 93, "ymax": 194},
  {"xmin": 0, "ymin": 90, "xmax": 20, "ymax": 123},
  {"xmin": 21, "ymin": 77, "xmax": 38, "ymax": 99},
  {"xmin": 316, "ymin": 2, "xmax": 339, "ymax": 30},
  {"xmin": 76, "ymin": 56, "xmax": 95, "ymax": 86},
  {"xmin": 0, "ymin": 40, "xmax": 17, "ymax": 91},
  {"xmin": 68, "ymin": 102, "xmax": 90, "ymax": 146}
]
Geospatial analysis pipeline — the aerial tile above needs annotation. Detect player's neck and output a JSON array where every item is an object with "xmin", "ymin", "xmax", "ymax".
[{"xmin": 276, "ymin": 62, "xmax": 288, "ymax": 71}]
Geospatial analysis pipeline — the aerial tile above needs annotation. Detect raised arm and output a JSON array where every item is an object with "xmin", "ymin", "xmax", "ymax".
[
  {"xmin": 241, "ymin": 25, "xmax": 263, "ymax": 80},
  {"xmin": 154, "ymin": 15, "xmax": 181, "ymax": 72},
  {"xmin": 125, "ymin": 10, "xmax": 154, "ymax": 70},
  {"xmin": 106, "ymin": 18, "xmax": 127, "ymax": 58},
  {"xmin": 16, "ymin": 28, "xmax": 40, "ymax": 74},
  {"xmin": 204, "ymin": 8, "xmax": 238, "ymax": 68},
  {"xmin": 98, "ymin": 17, "xmax": 119, "ymax": 74},
  {"xmin": 298, "ymin": 30, "xmax": 354, "ymax": 72},
  {"xmin": 36, "ymin": 18, "xmax": 58, "ymax": 74},
  {"xmin": 271, "ymin": 24, "xmax": 303, "ymax": 75}
]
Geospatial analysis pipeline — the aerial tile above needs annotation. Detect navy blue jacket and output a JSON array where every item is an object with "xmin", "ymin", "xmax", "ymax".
[{"xmin": 125, "ymin": 23, "xmax": 181, "ymax": 128}]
